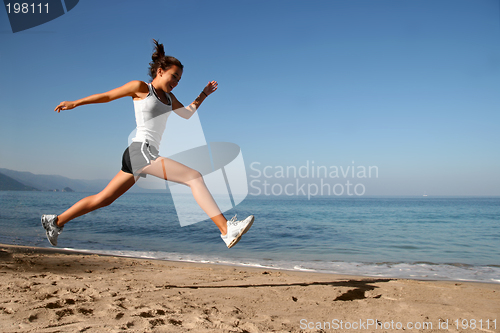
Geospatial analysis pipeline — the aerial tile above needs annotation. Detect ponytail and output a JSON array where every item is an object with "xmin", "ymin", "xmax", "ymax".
[{"xmin": 148, "ymin": 39, "xmax": 183, "ymax": 80}]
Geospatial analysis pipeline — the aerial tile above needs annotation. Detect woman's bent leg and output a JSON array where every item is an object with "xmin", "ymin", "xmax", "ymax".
[
  {"xmin": 140, "ymin": 157, "xmax": 228, "ymax": 234},
  {"xmin": 56, "ymin": 171, "xmax": 136, "ymax": 227}
]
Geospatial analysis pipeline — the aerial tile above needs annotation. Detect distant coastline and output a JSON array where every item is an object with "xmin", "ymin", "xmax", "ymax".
[
  {"xmin": 0, "ymin": 168, "xmax": 102, "ymax": 192},
  {"xmin": 0, "ymin": 168, "xmax": 161, "ymax": 193},
  {"xmin": 0, "ymin": 172, "xmax": 39, "ymax": 191}
]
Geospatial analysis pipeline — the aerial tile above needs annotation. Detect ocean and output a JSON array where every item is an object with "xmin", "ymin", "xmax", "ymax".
[{"xmin": 1, "ymin": 191, "xmax": 499, "ymax": 283}]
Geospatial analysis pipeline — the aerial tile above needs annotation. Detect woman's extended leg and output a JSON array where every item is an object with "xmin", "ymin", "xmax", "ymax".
[
  {"xmin": 56, "ymin": 171, "xmax": 137, "ymax": 227},
  {"xmin": 140, "ymin": 157, "xmax": 229, "ymax": 234}
]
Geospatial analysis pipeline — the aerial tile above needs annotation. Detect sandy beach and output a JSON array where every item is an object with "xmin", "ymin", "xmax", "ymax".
[{"xmin": 0, "ymin": 244, "xmax": 498, "ymax": 333}]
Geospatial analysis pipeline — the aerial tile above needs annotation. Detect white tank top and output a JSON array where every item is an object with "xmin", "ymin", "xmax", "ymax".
[{"xmin": 131, "ymin": 83, "xmax": 172, "ymax": 150}]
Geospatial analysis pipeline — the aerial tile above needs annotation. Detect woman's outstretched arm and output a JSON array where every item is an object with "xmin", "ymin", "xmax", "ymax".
[
  {"xmin": 54, "ymin": 80, "xmax": 148, "ymax": 112},
  {"xmin": 170, "ymin": 81, "xmax": 218, "ymax": 119}
]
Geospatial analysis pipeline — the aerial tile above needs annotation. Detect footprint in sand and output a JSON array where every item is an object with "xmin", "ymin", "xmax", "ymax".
[
  {"xmin": 45, "ymin": 301, "xmax": 63, "ymax": 309},
  {"xmin": 150, "ymin": 318, "xmax": 165, "ymax": 327},
  {"xmin": 55, "ymin": 308, "xmax": 73, "ymax": 319},
  {"xmin": 77, "ymin": 308, "xmax": 93, "ymax": 315}
]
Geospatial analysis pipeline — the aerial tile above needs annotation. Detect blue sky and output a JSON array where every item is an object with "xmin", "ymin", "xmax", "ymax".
[{"xmin": 1, "ymin": 0, "xmax": 499, "ymax": 196}]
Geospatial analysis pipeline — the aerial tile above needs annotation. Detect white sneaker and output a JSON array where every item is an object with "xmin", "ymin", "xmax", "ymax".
[
  {"xmin": 41, "ymin": 214, "xmax": 63, "ymax": 246},
  {"xmin": 221, "ymin": 215, "xmax": 254, "ymax": 248}
]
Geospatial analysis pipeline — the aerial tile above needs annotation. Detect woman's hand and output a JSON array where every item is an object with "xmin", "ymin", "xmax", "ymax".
[
  {"xmin": 54, "ymin": 101, "xmax": 76, "ymax": 112},
  {"xmin": 202, "ymin": 81, "xmax": 218, "ymax": 97}
]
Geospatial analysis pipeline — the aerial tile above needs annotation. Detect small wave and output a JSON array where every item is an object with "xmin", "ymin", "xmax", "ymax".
[
  {"xmin": 64, "ymin": 248, "xmax": 500, "ymax": 284},
  {"xmin": 293, "ymin": 265, "xmax": 316, "ymax": 272}
]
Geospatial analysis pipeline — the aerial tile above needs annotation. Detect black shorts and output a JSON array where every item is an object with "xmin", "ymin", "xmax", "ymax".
[{"xmin": 121, "ymin": 141, "xmax": 159, "ymax": 178}]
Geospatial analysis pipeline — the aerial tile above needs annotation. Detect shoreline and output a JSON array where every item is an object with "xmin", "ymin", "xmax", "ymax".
[
  {"xmin": 2, "ymin": 243, "xmax": 499, "ymax": 285},
  {"xmin": 1, "ymin": 243, "xmax": 499, "ymax": 332}
]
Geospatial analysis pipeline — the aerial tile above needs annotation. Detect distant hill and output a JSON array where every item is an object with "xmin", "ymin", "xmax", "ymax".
[
  {"xmin": 0, "ymin": 168, "xmax": 165, "ymax": 193},
  {"xmin": 0, "ymin": 172, "xmax": 39, "ymax": 191},
  {"xmin": 0, "ymin": 168, "xmax": 110, "ymax": 192}
]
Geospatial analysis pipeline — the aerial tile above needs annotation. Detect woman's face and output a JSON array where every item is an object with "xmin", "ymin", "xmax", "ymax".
[{"xmin": 157, "ymin": 65, "xmax": 183, "ymax": 92}]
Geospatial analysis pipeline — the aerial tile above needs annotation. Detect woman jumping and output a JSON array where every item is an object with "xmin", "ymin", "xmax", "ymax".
[{"xmin": 41, "ymin": 40, "xmax": 254, "ymax": 249}]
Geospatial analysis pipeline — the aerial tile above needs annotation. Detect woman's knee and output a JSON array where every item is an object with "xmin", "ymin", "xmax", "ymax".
[{"xmin": 185, "ymin": 170, "xmax": 204, "ymax": 185}]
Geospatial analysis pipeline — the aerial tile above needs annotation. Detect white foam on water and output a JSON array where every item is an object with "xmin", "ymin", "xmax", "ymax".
[{"xmin": 63, "ymin": 248, "xmax": 500, "ymax": 284}]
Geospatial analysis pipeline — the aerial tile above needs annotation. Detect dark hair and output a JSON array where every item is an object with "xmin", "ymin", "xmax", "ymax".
[{"xmin": 148, "ymin": 39, "xmax": 183, "ymax": 80}]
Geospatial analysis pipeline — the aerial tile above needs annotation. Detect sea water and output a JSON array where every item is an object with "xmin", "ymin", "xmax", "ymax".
[{"xmin": 1, "ymin": 191, "xmax": 499, "ymax": 283}]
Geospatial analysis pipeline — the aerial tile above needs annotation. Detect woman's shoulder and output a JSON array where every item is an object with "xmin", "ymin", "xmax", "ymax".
[
  {"xmin": 127, "ymin": 80, "xmax": 149, "ymax": 93},
  {"xmin": 167, "ymin": 92, "xmax": 184, "ymax": 109},
  {"xmin": 124, "ymin": 80, "xmax": 150, "ymax": 100}
]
